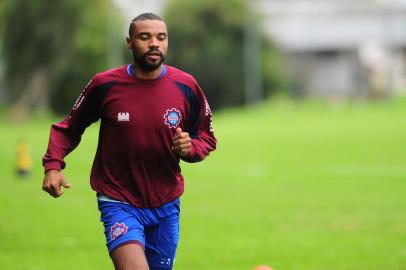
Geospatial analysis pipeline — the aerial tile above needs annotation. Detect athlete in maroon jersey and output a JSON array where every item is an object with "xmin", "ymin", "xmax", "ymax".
[{"xmin": 42, "ymin": 13, "xmax": 216, "ymax": 270}]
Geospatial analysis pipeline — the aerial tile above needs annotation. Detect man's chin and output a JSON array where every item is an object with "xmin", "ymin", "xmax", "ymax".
[
  {"xmin": 134, "ymin": 53, "xmax": 165, "ymax": 72},
  {"xmin": 139, "ymin": 60, "xmax": 163, "ymax": 72},
  {"xmin": 147, "ymin": 59, "xmax": 162, "ymax": 67}
]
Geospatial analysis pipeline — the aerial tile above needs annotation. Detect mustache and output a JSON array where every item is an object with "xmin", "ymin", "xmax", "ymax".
[{"xmin": 145, "ymin": 48, "xmax": 163, "ymax": 57}]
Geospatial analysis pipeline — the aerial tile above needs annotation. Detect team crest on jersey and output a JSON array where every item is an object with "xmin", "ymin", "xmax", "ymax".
[
  {"xmin": 164, "ymin": 108, "xmax": 182, "ymax": 128},
  {"xmin": 110, "ymin": 223, "xmax": 128, "ymax": 240}
]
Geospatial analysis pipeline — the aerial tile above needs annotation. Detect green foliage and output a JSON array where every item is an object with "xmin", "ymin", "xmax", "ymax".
[
  {"xmin": 163, "ymin": 0, "xmax": 289, "ymax": 110},
  {"xmin": 1, "ymin": 0, "xmax": 125, "ymax": 114},
  {"xmin": 2, "ymin": 1, "xmax": 74, "ymax": 99},
  {"xmin": 0, "ymin": 2, "xmax": 5, "ymax": 38}
]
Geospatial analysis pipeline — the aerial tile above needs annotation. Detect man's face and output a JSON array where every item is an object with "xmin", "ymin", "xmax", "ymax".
[{"xmin": 126, "ymin": 20, "xmax": 168, "ymax": 72}]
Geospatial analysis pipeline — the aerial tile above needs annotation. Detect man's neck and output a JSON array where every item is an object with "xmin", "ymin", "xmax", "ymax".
[{"xmin": 133, "ymin": 64, "xmax": 163, "ymax": 80}]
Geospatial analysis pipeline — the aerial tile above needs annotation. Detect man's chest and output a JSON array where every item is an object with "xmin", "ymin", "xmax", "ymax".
[{"xmin": 100, "ymin": 83, "xmax": 189, "ymax": 132}]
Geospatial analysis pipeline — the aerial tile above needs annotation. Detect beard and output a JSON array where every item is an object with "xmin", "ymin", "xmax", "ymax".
[{"xmin": 133, "ymin": 48, "xmax": 165, "ymax": 72}]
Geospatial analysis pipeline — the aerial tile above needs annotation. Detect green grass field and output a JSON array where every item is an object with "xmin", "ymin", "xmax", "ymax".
[{"xmin": 0, "ymin": 98, "xmax": 405, "ymax": 270}]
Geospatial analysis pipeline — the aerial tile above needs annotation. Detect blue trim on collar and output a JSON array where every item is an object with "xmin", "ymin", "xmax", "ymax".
[
  {"xmin": 127, "ymin": 64, "xmax": 166, "ymax": 79},
  {"xmin": 158, "ymin": 65, "xmax": 167, "ymax": 78},
  {"xmin": 127, "ymin": 64, "xmax": 133, "ymax": 76}
]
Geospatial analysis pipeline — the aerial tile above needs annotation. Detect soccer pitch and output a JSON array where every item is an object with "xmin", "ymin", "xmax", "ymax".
[{"xmin": 0, "ymin": 98, "xmax": 405, "ymax": 270}]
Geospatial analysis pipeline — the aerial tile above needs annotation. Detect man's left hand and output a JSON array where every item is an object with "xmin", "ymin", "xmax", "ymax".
[{"xmin": 173, "ymin": 128, "xmax": 192, "ymax": 157}]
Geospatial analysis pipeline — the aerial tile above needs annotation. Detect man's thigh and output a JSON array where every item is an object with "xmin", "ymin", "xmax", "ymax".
[
  {"xmin": 111, "ymin": 243, "xmax": 149, "ymax": 270},
  {"xmin": 98, "ymin": 200, "xmax": 146, "ymax": 253},
  {"xmin": 145, "ymin": 212, "xmax": 180, "ymax": 270}
]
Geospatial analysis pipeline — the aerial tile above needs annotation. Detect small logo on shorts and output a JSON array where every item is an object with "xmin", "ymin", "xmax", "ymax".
[
  {"xmin": 164, "ymin": 108, "xmax": 182, "ymax": 128},
  {"xmin": 160, "ymin": 257, "xmax": 172, "ymax": 266},
  {"xmin": 110, "ymin": 223, "xmax": 128, "ymax": 240}
]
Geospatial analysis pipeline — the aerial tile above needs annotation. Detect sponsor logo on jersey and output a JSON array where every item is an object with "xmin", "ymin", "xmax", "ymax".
[
  {"xmin": 209, "ymin": 116, "xmax": 215, "ymax": 132},
  {"xmin": 204, "ymin": 99, "xmax": 215, "ymax": 132},
  {"xmin": 117, "ymin": 112, "xmax": 130, "ymax": 122},
  {"xmin": 204, "ymin": 99, "xmax": 212, "ymax": 117},
  {"xmin": 164, "ymin": 108, "xmax": 182, "ymax": 128},
  {"xmin": 110, "ymin": 223, "xmax": 128, "ymax": 240}
]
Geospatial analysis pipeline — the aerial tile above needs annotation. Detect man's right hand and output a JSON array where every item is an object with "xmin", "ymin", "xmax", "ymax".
[{"xmin": 42, "ymin": 169, "xmax": 71, "ymax": 198}]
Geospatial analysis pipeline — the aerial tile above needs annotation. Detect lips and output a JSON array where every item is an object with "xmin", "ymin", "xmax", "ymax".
[
  {"xmin": 148, "ymin": 51, "xmax": 161, "ymax": 56},
  {"xmin": 146, "ymin": 52, "xmax": 162, "ymax": 61}
]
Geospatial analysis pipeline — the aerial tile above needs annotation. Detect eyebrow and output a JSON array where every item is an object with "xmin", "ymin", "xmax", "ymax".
[{"xmin": 137, "ymin": 32, "xmax": 167, "ymax": 36}]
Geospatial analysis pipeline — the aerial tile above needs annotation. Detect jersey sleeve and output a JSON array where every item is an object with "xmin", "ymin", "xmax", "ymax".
[
  {"xmin": 182, "ymin": 83, "xmax": 217, "ymax": 163},
  {"xmin": 42, "ymin": 78, "xmax": 101, "ymax": 171}
]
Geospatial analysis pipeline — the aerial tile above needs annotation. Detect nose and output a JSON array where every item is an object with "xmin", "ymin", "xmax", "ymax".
[{"xmin": 149, "ymin": 37, "xmax": 159, "ymax": 49}]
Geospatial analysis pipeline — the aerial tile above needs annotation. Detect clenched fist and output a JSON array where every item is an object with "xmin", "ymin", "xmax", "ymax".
[{"xmin": 172, "ymin": 128, "xmax": 192, "ymax": 157}]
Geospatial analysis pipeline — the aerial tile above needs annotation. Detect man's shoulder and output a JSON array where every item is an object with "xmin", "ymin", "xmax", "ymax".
[
  {"xmin": 92, "ymin": 65, "xmax": 127, "ymax": 85},
  {"xmin": 166, "ymin": 65, "xmax": 198, "ymax": 88}
]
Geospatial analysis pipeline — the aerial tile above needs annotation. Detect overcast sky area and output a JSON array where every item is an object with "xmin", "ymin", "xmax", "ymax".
[{"xmin": 113, "ymin": 0, "xmax": 168, "ymax": 23}]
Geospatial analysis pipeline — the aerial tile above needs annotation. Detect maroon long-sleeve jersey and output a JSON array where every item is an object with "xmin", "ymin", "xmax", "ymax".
[{"xmin": 43, "ymin": 64, "xmax": 217, "ymax": 207}]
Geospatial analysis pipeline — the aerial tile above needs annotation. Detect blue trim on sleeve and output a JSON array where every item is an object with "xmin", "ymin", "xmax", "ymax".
[{"xmin": 174, "ymin": 82, "xmax": 201, "ymax": 138}]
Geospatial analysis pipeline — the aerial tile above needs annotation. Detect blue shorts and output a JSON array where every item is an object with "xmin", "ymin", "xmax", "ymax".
[{"xmin": 97, "ymin": 196, "xmax": 180, "ymax": 269}]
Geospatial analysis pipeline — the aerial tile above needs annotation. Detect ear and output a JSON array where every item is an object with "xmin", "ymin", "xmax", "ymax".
[{"xmin": 126, "ymin": 37, "xmax": 132, "ymax": 50}]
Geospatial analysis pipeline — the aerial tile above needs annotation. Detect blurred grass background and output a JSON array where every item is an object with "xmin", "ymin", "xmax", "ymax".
[{"xmin": 0, "ymin": 97, "xmax": 405, "ymax": 270}]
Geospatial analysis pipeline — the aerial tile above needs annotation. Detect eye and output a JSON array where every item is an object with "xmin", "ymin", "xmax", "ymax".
[
  {"xmin": 138, "ymin": 34, "xmax": 150, "ymax": 40},
  {"xmin": 158, "ymin": 34, "xmax": 167, "ymax": 41}
]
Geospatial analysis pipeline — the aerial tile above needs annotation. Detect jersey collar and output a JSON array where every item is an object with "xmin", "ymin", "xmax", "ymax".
[{"xmin": 127, "ymin": 64, "xmax": 167, "ymax": 79}]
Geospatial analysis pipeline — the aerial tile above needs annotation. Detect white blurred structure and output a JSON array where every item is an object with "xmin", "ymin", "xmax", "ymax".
[
  {"xmin": 256, "ymin": 0, "xmax": 406, "ymax": 98},
  {"xmin": 113, "ymin": 0, "xmax": 406, "ymax": 98},
  {"xmin": 113, "ymin": 0, "xmax": 168, "ymax": 27}
]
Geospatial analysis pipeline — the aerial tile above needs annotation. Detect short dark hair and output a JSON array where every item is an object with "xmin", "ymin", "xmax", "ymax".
[{"xmin": 128, "ymin": 13, "xmax": 163, "ymax": 37}]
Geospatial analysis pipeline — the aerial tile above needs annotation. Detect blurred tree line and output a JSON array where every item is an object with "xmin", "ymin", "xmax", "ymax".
[
  {"xmin": 0, "ymin": 0, "xmax": 289, "ymax": 115},
  {"xmin": 0, "ymin": 0, "xmax": 124, "ymax": 116},
  {"xmin": 164, "ymin": 0, "xmax": 289, "ymax": 110}
]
